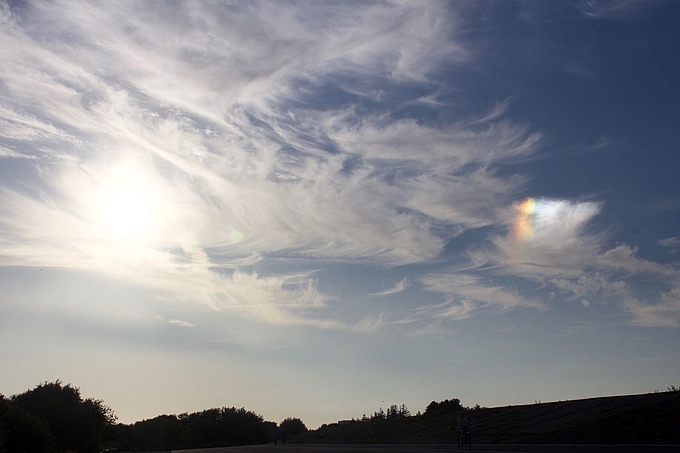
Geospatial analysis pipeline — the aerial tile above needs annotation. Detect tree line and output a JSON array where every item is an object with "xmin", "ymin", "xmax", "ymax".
[
  {"xmin": 0, "ymin": 380, "xmax": 115, "ymax": 453},
  {"xmin": 0, "ymin": 380, "xmax": 307, "ymax": 453},
  {"xmin": 107, "ymin": 410, "xmax": 307, "ymax": 451},
  {"xmin": 359, "ymin": 403, "xmax": 411, "ymax": 421},
  {"xmin": 352, "ymin": 398, "xmax": 482, "ymax": 423}
]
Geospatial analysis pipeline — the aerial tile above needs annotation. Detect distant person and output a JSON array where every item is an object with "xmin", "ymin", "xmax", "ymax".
[{"xmin": 457, "ymin": 410, "xmax": 470, "ymax": 440}]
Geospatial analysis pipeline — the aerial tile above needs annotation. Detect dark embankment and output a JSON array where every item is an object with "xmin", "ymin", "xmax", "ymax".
[{"xmin": 292, "ymin": 391, "xmax": 680, "ymax": 445}]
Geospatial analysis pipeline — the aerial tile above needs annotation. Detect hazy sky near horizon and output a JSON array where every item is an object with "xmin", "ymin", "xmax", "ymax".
[{"xmin": 1, "ymin": 0, "xmax": 679, "ymax": 428}]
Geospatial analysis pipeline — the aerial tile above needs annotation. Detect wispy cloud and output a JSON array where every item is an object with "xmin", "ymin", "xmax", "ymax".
[
  {"xmin": 419, "ymin": 272, "xmax": 541, "ymax": 320},
  {"xmin": 167, "ymin": 319, "xmax": 196, "ymax": 328},
  {"xmin": 577, "ymin": 0, "xmax": 657, "ymax": 19},
  {"xmin": 483, "ymin": 198, "xmax": 605, "ymax": 279},
  {"xmin": 456, "ymin": 197, "xmax": 680, "ymax": 325},
  {"xmin": 0, "ymin": 0, "xmax": 550, "ymax": 333},
  {"xmin": 625, "ymin": 288, "xmax": 680, "ymax": 327},
  {"xmin": 370, "ymin": 278, "xmax": 409, "ymax": 298},
  {"xmin": 0, "ymin": 105, "xmax": 81, "ymax": 146},
  {"xmin": 658, "ymin": 237, "xmax": 680, "ymax": 248},
  {"xmin": 659, "ymin": 237, "xmax": 680, "ymax": 255},
  {"xmin": 1, "ymin": 0, "xmax": 678, "ymax": 335}
]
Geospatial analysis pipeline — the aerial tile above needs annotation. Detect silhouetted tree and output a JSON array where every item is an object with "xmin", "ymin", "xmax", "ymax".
[
  {"xmin": 102, "ymin": 422, "xmax": 135, "ymax": 451},
  {"xmin": 2, "ymin": 382, "xmax": 292, "ymax": 452},
  {"xmin": 381, "ymin": 403, "xmax": 410, "ymax": 419},
  {"xmin": 263, "ymin": 420, "xmax": 278, "ymax": 442},
  {"xmin": 399, "ymin": 404, "xmax": 410, "ymax": 417},
  {"xmin": 132, "ymin": 414, "xmax": 181, "ymax": 450},
  {"xmin": 280, "ymin": 417, "xmax": 308, "ymax": 437},
  {"xmin": 8, "ymin": 380, "xmax": 115, "ymax": 453},
  {"xmin": 0, "ymin": 404, "xmax": 55, "ymax": 452},
  {"xmin": 0, "ymin": 394, "xmax": 6, "ymax": 451},
  {"xmin": 122, "ymin": 406, "xmax": 271, "ymax": 450},
  {"xmin": 372, "ymin": 407, "xmax": 385, "ymax": 420},
  {"xmin": 424, "ymin": 398, "xmax": 463, "ymax": 417}
]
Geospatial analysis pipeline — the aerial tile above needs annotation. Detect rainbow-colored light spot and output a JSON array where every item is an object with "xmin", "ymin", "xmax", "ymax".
[{"xmin": 512, "ymin": 197, "xmax": 536, "ymax": 241}]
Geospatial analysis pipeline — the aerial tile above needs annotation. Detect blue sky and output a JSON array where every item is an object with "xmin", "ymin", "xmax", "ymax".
[{"xmin": 1, "ymin": 0, "xmax": 679, "ymax": 427}]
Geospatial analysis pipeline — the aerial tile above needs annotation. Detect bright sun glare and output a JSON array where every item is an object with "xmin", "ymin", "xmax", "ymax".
[{"xmin": 104, "ymin": 188, "xmax": 148, "ymax": 237}]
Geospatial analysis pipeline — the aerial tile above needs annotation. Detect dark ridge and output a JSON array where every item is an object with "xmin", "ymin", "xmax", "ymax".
[{"xmin": 292, "ymin": 392, "xmax": 680, "ymax": 445}]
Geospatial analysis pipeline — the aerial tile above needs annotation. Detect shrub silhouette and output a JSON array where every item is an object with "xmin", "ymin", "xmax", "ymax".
[
  {"xmin": 1, "ymin": 382, "xmax": 306, "ymax": 451},
  {"xmin": 125, "ymin": 406, "xmax": 273, "ymax": 449},
  {"xmin": 280, "ymin": 417, "xmax": 308, "ymax": 437},
  {"xmin": 1, "ymin": 380, "xmax": 115, "ymax": 453},
  {"xmin": 0, "ymin": 404, "xmax": 55, "ymax": 452},
  {"xmin": 424, "ymin": 398, "xmax": 463, "ymax": 417}
]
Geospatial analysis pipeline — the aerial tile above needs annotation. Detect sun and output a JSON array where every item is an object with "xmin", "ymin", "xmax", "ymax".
[{"xmin": 104, "ymin": 188, "xmax": 148, "ymax": 237}]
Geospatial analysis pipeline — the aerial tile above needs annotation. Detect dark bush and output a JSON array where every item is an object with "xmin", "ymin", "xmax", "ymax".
[{"xmin": 280, "ymin": 417, "xmax": 308, "ymax": 437}]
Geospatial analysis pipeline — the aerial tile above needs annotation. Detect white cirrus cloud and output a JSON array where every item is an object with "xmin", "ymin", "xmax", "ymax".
[
  {"xmin": 624, "ymin": 288, "xmax": 680, "ymax": 328},
  {"xmin": 577, "ymin": 0, "xmax": 657, "ymax": 19},
  {"xmin": 658, "ymin": 237, "xmax": 680, "ymax": 248},
  {"xmin": 483, "ymin": 198, "xmax": 605, "ymax": 279},
  {"xmin": 419, "ymin": 272, "xmax": 542, "ymax": 319},
  {"xmin": 3, "ymin": 1, "xmax": 676, "ymax": 333},
  {"xmin": 459, "ymin": 197, "xmax": 680, "ymax": 325},
  {"xmin": 3, "ymin": 1, "xmax": 530, "ymax": 332},
  {"xmin": 370, "ymin": 278, "xmax": 410, "ymax": 298},
  {"xmin": 167, "ymin": 319, "xmax": 196, "ymax": 328},
  {"xmin": 658, "ymin": 237, "xmax": 680, "ymax": 255}
]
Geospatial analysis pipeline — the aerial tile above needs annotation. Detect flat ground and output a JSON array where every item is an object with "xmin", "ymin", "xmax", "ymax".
[{"xmin": 171, "ymin": 445, "xmax": 680, "ymax": 453}]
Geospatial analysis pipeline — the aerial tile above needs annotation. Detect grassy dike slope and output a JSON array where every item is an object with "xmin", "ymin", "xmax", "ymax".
[{"xmin": 292, "ymin": 392, "xmax": 680, "ymax": 445}]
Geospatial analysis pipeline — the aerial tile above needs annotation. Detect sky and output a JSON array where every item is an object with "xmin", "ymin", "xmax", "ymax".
[{"xmin": 0, "ymin": 0, "xmax": 679, "ymax": 428}]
